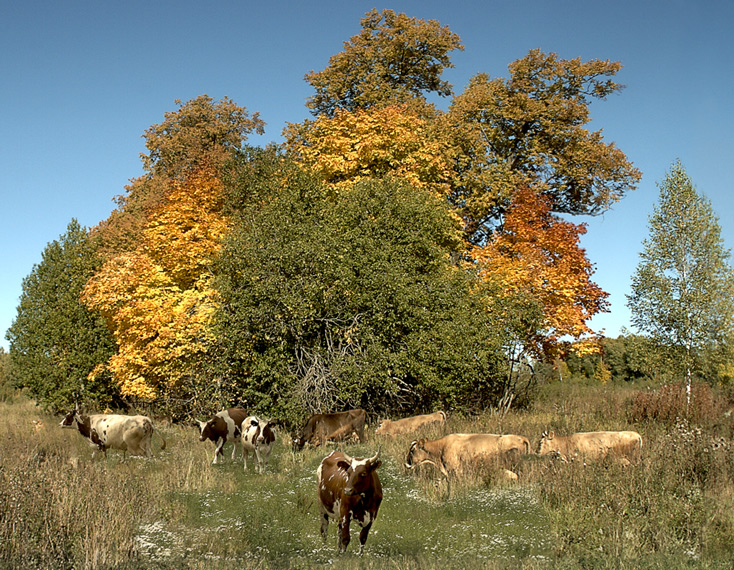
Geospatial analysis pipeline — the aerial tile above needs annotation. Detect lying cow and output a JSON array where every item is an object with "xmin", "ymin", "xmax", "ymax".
[
  {"xmin": 537, "ymin": 430, "xmax": 643, "ymax": 463},
  {"xmin": 197, "ymin": 407, "xmax": 248, "ymax": 464},
  {"xmin": 60, "ymin": 409, "xmax": 165, "ymax": 458},
  {"xmin": 404, "ymin": 433, "xmax": 530, "ymax": 481},
  {"xmin": 241, "ymin": 416, "xmax": 276, "ymax": 473},
  {"xmin": 293, "ymin": 409, "xmax": 367, "ymax": 451},
  {"xmin": 317, "ymin": 449, "xmax": 383, "ymax": 554},
  {"xmin": 375, "ymin": 410, "xmax": 446, "ymax": 436}
]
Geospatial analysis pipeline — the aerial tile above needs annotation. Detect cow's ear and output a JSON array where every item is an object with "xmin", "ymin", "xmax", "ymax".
[
  {"xmin": 369, "ymin": 460, "xmax": 382, "ymax": 471},
  {"xmin": 549, "ymin": 431, "xmax": 555, "ymax": 439},
  {"xmin": 337, "ymin": 460, "xmax": 352, "ymax": 472}
]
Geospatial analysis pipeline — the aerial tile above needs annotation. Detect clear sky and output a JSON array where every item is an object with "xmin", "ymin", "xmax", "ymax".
[{"xmin": 2, "ymin": 0, "xmax": 732, "ymax": 351}]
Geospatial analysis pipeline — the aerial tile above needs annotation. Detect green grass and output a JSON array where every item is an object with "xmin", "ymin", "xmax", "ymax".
[{"xmin": 2, "ymin": 381, "xmax": 734, "ymax": 569}]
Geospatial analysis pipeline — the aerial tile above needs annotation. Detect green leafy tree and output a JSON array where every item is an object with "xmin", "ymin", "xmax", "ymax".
[
  {"xmin": 212, "ymin": 152, "xmax": 506, "ymax": 424},
  {"xmin": 627, "ymin": 161, "xmax": 734, "ymax": 404},
  {"xmin": 305, "ymin": 9, "xmax": 463, "ymax": 117},
  {"xmin": 5, "ymin": 220, "xmax": 119, "ymax": 411},
  {"xmin": 443, "ymin": 49, "xmax": 642, "ymax": 242}
]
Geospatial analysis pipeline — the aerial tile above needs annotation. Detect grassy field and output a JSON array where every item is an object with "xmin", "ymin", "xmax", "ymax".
[{"xmin": 2, "ymin": 381, "xmax": 734, "ymax": 569}]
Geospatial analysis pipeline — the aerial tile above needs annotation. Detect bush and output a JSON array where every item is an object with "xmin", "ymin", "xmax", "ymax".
[{"xmin": 628, "ymin": 382, "xmax": 724, "ymax": 425}]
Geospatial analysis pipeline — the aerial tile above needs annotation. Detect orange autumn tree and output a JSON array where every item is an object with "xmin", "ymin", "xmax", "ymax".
[
  {"xmin": 474, "ymin": 187, "xmax": 609, "ymax": 356},
  {"xmin": 83, "ymin": 168, "xmax": 228, "ymax": 399},
  {"xmin": 83, "ymin": 96, "xmax": 264, "ymax": 401}
]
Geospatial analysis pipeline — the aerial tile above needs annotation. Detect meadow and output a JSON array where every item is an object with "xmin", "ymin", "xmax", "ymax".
[{"xmin": 2, "ymin": 381, "xmax": 734, "ymax": 570}]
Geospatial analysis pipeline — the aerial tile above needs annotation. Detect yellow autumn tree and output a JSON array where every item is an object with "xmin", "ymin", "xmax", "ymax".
[
  {"xmin": 284, "ymin": 104, "xmax": 450, "ymax": 197},
  {"xmin": 83, "ymin": 168, "xmax": 227, "ymax": 399}
]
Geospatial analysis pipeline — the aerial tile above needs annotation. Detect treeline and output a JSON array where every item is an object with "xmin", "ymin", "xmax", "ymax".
[{"xmin": 8, "ymin": 9, "xmax": 710, "ymax": 425}]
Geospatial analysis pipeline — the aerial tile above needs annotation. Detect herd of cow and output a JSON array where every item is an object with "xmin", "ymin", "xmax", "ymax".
[{"xmin": 59, "ymin": 406, "xmax": 643, "ymax": 554}]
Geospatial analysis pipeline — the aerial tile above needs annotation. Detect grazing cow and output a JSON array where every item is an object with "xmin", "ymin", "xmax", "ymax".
[
  {"xmin": 197, "ymin": 407, "xmax": 248, "ymax": 464},
  {"xmin": 537, "ymin": 430, "xmax": 643, "ymax": 463},
  {"xmin": 404, "ymin": 433, "xmax": 530, "ymax": 481},
  {"xmin": 60, "ymin": 410, "xmax": 166, "ymax": 458},
  {"xmin": 241, "ymin": 416, "xmax": 277, "ymax": 473},
  {"xmin": 375, "ymin": 411, "xmax": 446, "ymax": 437},
  {"xmin": 317, "ymin": 449, "xmax": 383, "ymax": 554},
  {"xmin": 293, "ymin": 409, "xmax": 367, "ymax": 451}
]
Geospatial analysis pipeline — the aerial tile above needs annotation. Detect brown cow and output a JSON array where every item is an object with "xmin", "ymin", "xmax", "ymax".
[
  {"xmin": 60, "ymin": 410, "xmax": 166, "ymax": 458},
  {"xmin": 317, "ymin": 449, "xmax": 383, "ymax": 554},
  {"xmin": 375, "ymin": 411, "xmax": 446, "ymax": 437},
  {"xmin": 293, "ymin": 409, "xmax": 366, "ymax": 451},
  {"xmin": 404, "ymin": 433, "xmax": 530, "ymax": 481},
  {"xmin": 537, "ymin": 430, "xmax": 643, "ymax": 463},
  {"xmin": 197, "ymin": 407, "xmax": 248, "ymax": 464}
]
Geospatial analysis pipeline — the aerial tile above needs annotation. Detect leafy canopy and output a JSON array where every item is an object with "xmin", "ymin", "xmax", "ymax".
[
  {"xmin": 6, "ymin": 220, "xmax": 119, "ymax": 411},
  {"xmin": 305, "ymin": 9, "xmax": 463, "ymax": 116}
]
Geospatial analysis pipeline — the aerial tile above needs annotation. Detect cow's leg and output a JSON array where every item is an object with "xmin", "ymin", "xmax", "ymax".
[
  {"xmin": 243, "ymin": 448, "xmax": 249, "ymax": 471},
  {"xmin": 213, "ymin": 438, "xmax": 225, "ymax": 464},
  {"xmin": 320, "ymin": 513, "xmax": 330, "ymax": 541},
  {"xmin": 338, "ymin": 513, "xmax": 351, "ymax": 553},
  {"xmin": 358, "ymin": 521, "xmax": 373, "ymax": 555},
  {"xmin": 230, "ymin": 439, "xmax": 238, "ymax": 461}
]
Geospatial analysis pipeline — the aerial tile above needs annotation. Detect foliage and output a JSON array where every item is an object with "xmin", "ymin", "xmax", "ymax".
[
  {"xmin": 284, "ymin": 104, "xmax": 450, "ymax": 197},
  {"xmin": 0, "ymin": 348, "xmax": 16, "ymax": 403},
  {"xmin": 442, "ymin": 48, "xmax": 642, "ymax": 242},
  {"xmin": 82, "ymin": 169, "xmax": 227, "ymax": 401},
  {"xmin": 212, "ymin": 154, "xmax": 507, "ymax": 423},
  {"xmin": 141, "ymin": 94, "xmax": 265, "ymax": 179},
  {"xmin": 94, "ymin": 95, "xmax": 264, "ymax": 257},
  {"xmin": 4, "ymin": 220, "xmax": 119, "ymax": 412},
  {"xmin": 628, "ymin": 382, "xmax": 725, "ymax": 426},
  {"xmin": 473, "ymin": 187, "xmax": 609, "ymax": 354},
  {"xmin": 628, "ymin": 161, "xmax": 734, "ymax": 393},
  {"xmin": 304, "ymin": 9, "xmax": 463, "ymax": 116}
]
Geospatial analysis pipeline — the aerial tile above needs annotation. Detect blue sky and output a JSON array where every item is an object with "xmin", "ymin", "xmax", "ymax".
[{"xmin": 2, "ymin": 0, "xmax": 732, "ymax": 351}]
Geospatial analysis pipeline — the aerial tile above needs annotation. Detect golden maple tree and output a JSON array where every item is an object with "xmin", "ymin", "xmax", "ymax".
[
  {"xmin": 284, "ymin": 104, "xmax": 451, "ymax": 197},
  {"xmin": 83, "ymin": 168, "xmax": 228, "ymax": 399}
]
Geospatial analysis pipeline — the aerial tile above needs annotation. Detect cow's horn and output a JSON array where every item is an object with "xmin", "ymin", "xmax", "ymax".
[
  {"xmin": 341, "ymin": 451, "xmax": 354, "ymax": 464},
  {"xmin": 368, "ymin": 447, "xmax": 381, "ymax": 464}
]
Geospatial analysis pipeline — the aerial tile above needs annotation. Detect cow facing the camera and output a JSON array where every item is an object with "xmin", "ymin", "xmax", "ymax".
[
  {"xmin": 317, "ymin": 449, "xmax": 383, "ymax": 554},
  {"xmin": 197, "ymin": 407, "xmax": 248, "ymax": 464},
  {"xmin": 241, "ymin": 416, "xmax": 277, "ymax": 473}
]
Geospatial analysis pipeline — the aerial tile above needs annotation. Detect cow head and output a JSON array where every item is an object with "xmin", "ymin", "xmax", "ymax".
[
  {"xmin": 404, "ymin": 438, "xmax": 435, "ymax": 470},
  {"xmin": 337, "ymin": 450, "xmax": 382, "ymax": 497},
  {"xmin": 537, "ymin": 431, "xmax": 558, "ymax": 456},
  {"xmin": 59, "ymin": 410, "xmax": 76, "ymax": 428}
]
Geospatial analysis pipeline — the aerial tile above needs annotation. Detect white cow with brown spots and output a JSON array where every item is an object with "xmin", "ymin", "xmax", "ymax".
[
  {"xmin": 241, "ymin": 416, "xmax": 277, "ymax": 473},
  {"xmin": 60, "ymin": 410, "xmax": 165, "ymax": 458}
]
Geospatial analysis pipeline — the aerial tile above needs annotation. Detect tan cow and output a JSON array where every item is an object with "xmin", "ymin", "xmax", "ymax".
[
  {"xmin": 537, "ymin": 430, "xmax": 643, "ymax": 463},
  {"xmin": 404, "ymin": 433, "xmax": 530, "ymax": 481},
  {"xmin": 375, "ymin": 411, "xmax": 446, "ymax": 437}
]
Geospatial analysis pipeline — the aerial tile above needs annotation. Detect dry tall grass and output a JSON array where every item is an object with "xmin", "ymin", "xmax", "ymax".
[{"xmin": 2, "ymin": 381, "xmax": 734, "ymax": 569}]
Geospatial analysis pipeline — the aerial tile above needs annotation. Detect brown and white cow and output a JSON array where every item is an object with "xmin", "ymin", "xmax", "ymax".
[
  {"xmin": 293, "ymin": 409, "xmax": 367, "ymax": 451},
  {"xmin": 537, "ymin": 430, "xmax": 643, "ymax": 463},
  {"xmin": 317, "ymin": 449, "xmax": 383, "ymax": 554},
  {"xmin": 375, "ymin": 411, "xmax": 446, "ymax": 437},
  {"xmin": 241, "ymin": 416, "xmax": 277, "ymax": 473},
  {"xmin": 197, "ymin": 407, "xmax": 248, "ymax": 464},
  {"xmin": 404, "ymin": 433, "xmax": 530, "ymax": 481},
  {"xmin": 60, "ymin": 410, "xmax": 166, "ymax": 458}
]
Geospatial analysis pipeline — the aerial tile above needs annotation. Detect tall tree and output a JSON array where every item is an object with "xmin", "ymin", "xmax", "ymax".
[
  {"xmin": 444, "ymin": 49, "xmax": 642, "ymax": 243},
  {"xmin": 473, "ymin": 187, "xmax": 609, "ymax": 354},
  {"xmin": 627, "ymin": 161, "xmax": 734, "ymax": 405},
  {"xmin": 213, "ymin": 153, "xmax": 506, "ymax": 423},
  {"xmin": 5, "ymin": 220, "xmax": 119, "ymax": 411},
  {"xmin": 305, "ymin": 9, "xmax": 463, "ymax": 117},
  {"xmin": 83, "ymin": 96, "xmax": 261, "ymax": 403}
]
